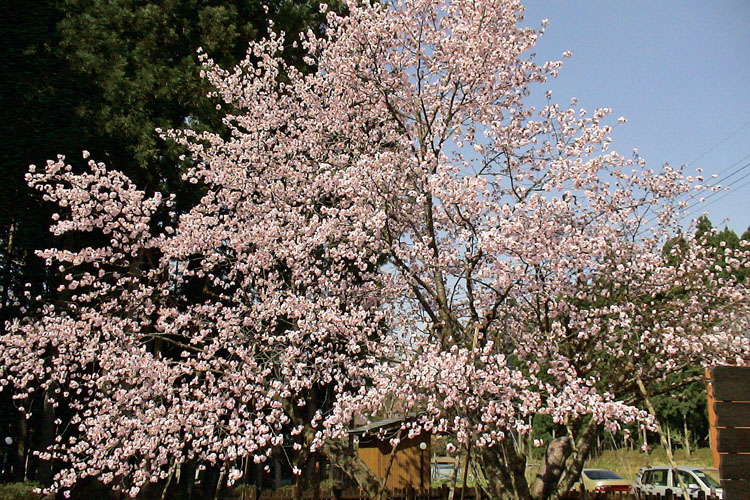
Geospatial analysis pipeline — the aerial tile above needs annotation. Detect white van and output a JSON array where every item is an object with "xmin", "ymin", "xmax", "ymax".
[{"xmin": 635, "ymin": 466, "xmax": 722, "ymax": 499}]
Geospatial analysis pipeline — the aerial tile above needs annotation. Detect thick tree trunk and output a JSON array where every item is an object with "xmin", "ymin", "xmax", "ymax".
[
  {"xmin": 178, "ymin": 460, "xmax": 197, "ymax": 500},
  {"xmin": 273, "ymin": 449, "xmax": 282, "ymax": 490},
  {"xmin": 320, "ymin": 438, "xmax": 384, "ymax": 500},
  {"xmin": 548, "ymin": 420, "xmax": 601, "ymax": 500},
  {"xmin": 529, "ymin": 438, "xmax": 571, "ymax": 500},
  {"xmin": 196, "ymin": 463, "xmax": 221, "ymax": 500},
  {"xmin": 475, "ymin": 440, "xmax": 531, "ymax": 500},
  {"xmin": 13, "ymin": 405, "xmax": 28, "ymax": 481},
  {"xmin": 35, "ymin": 386, "xmax": 56, "ymax": 486}
]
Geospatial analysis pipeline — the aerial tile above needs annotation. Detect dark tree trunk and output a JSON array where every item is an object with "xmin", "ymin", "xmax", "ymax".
[
  {"xmin": 197, "ymin": 464, "xmax": 221, "ymax": 500},
  {"xmin": 529, "ymin": 438, "xmax": 572, "ymax": 500},
  {"xmin": 321, "ymin": 438, "xmax": 384, "ymax": 500},
  {"xmin": 475, "ymin": 441, "xmax": 531, "ymax": 500},
  {"xmin": 548, "ymin": 421, "xmax": 601, "ymax": 500},
  {"xmin": 12, "ymin": 406, "xmax": 28, "ymax": 481},
  {"xmin": 177, "ymin": 460, "xmax": 197, "ymax": 500},
  {"xmin": 35, "ymin": 386, "xmax": 56, "ymax": 486},
  {"xmin": 273, "ymin": 449, "xmax": 282, "ymax": 490}
]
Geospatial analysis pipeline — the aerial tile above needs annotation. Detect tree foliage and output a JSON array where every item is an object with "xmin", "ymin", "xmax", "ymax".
[{"xmin": 650, "ymin": 218, "xmax": 750, "ymax": 448}]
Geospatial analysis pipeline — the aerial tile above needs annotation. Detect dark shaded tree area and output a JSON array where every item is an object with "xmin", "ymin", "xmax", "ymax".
[
  {"xmin": 0, "ymin": 0, "xmax": 340, "ymax": 493},
  {"xmin": 2, "ymin": 0, "xmax": 341, "ymax": 312}
]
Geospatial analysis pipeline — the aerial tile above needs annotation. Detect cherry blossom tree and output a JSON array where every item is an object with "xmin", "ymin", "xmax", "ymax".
[{"xmin": 2, "ymin": 1, "xmax": 749, "ymax": 499}]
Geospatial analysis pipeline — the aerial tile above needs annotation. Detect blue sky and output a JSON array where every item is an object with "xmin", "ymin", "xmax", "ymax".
[{"xmin": 521, "ymin": 0, "xmax": 750, "ymax": 235}]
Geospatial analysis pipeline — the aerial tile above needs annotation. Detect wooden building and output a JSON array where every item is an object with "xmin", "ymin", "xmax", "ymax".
[
  {"xmin": 706, "ymin": 365, "xmax": 750, "ymax": 499},
  {"xmin": 350, "ymin": 417, "xmax": 431, "ymax": 490}
]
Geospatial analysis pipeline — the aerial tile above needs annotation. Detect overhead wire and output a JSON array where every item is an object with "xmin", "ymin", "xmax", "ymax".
[
  {"xmin": 624, "ymin": 120, "xmax": 750, "ymax": 238},
  {"xmin": 679, "ymin": 161, "xmax": 750, "ymax": 215},
  {"xmin": 634, "ymin": 157, "xmax": 750, "ymax": 237},
  {"xmin": 708, "ymin": 152, "xmax": 750, "ymax": 178},
  {"xmin": 683, "ymin": 121, "xmax": 749, "ymax": 167},
  {"xmin": 659, "ymin": 153, "xmax": 749, "ymax": 209},
  {"xmin": 652, "ymin": 124, "xmax": 750, "ymax": 208},
  {"xmin": 678, "ymin": 171, "xmax": 750, "ymax": 223}
]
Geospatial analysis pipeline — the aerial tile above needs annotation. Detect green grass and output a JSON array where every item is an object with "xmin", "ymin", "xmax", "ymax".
[
  {"xmin": 585, "ymin": 446, "xmax": 714, "ymax": 479},
  {"xmin": 0, "ymin": 482, "xmax": 43, "ymax": 500},
  {"xmin": 521, "ymin": 447, "xmax": 714, "ymax": 484}
]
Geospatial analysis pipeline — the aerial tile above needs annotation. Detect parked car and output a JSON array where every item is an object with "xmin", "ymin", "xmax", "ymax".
[
  {"xmin": 635, "ymin": 466, "xmax": 722, "ymax": 499},
  {"xmin": 571, "ymin": 469, "xmax": 633, "ymax": 495}
]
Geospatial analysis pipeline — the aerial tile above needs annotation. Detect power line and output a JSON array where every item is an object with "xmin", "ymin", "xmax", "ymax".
[
  {"xmin": 668, "ymin": 153, "xmax": 750, "ymax": 207},
  {"xmin": 634, "ymin": 158, "xmax": 750, "ymax": 237},
  {"xmin": 685, "ymin": 121, "xmax": 750, "ymax": 166},
  {"xmin": 710, "ymin": 153, "xmax": 750, "ymax": 178},
  {"xmin": 627, "ymin": 121, "xmax": 750, "ymax": 238},
  {"xmin": 678, "ymin": 171, "xmax": 750, "ymax": 223},
  {"xmin": 701, "ymin": 176, "xmax": 750, "ymax": 209},
  {"xmin": 679, "ymin": 161, "xmax": 750, "ymax": 215}
]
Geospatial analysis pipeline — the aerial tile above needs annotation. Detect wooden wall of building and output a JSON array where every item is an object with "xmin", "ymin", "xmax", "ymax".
[
  {"xmin": 357, "ymin": 434, "xmax": 431, "ymax": 490},
  {"xmin": 708, "ymin": 366, "xmax": 750, "ymax": 499}
]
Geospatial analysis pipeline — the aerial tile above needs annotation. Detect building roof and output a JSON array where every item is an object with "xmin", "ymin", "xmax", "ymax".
[{"xmin": 349, "ymin": 416, "xmax": 409, "ymax": 435}]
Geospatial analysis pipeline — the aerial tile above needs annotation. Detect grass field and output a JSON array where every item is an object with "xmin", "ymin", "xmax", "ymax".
[
  {"xmin": 584, "ymin": 446, "xmax": 714, "ymax": 479},
  {"xmin": 0, "ymin": 481, "xmax": 41, "ymax": 500},
  {"xmin": 445, "ymin": 446, "xmax": 715, "ymax": 486}
]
